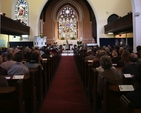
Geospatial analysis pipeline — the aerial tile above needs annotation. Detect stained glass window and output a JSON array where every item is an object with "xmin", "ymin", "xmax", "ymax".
[
  {"xmin": 15, "ymin": 0, "xmax": 28, "ymax": 25},
  {"xmin": 58, "ymin": 6, "xmax": 78, "ymax": 40}
]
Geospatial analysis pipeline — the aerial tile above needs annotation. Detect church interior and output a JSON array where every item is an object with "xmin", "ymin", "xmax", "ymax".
[{"xmin": 0, "ymin": 0, "xmax": 141, "ymax": 113}]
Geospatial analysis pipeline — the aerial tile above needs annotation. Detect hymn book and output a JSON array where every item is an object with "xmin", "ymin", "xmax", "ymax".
[
  {"xmin": 13, "ymin": 75, "xmax": 24, "ymax": 79},
  {"xmin": 118, "ymin": 85, "xmax": 134, "ymax": 91},
  {"xmin": 124, "ymin": 74, "xmax": 133, "ymax": 78},
  {"xmin": 5, "ymin": 77, "xmax": 10, "ymax": 79}
]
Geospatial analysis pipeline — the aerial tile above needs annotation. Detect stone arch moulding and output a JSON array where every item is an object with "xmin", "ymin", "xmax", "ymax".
[
  {"xmin": 56, "ymin": 5, "xmax": 79, "ymax": 20},
  {"xmin": 85, "ymin": 0, "xmax": 98, "ymax": 45},
  {"xmin": 35, "ymin": 0, "xmax": 49, "ymax": 36}
]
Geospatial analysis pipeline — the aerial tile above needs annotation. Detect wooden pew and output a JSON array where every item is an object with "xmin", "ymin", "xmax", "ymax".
[
  {"xmin": 102, "ymin": 79, "xmax": 123, "ymax": 113},
  {"xmin": 92, "ymin": 68, "xmax": 99, "ymax": 113},
  {"xmin": 84, "ymin": 60, "xmax": 93, "ymax": 98},
  {"xmin": 81, "ymin": 58, "xmax": 86, "ymax": 87},
  {"xmin": 41, "ymin": 58, "xmax": 48, "ymax": 95},
  {"xmin": 29, "ymin": 66, "xmax": 43, "ymax": 108},
  {"xmin": 46, "ymin": 58, "xmax": 52, "ymax": 88},
  {"xmin": 120, "ymin": 95, "xmax": 141, "ymax": 113},
  {"xmin": 49, "ymin": 56, "xmax": 53, "ymax": 81},
  {"xmin": 102, "ymin": 78, "xmax": 136, "ymax": 113},
  {"xmin": 76, "ymin": 53, "xmax": 82, "ymax": 74},
  {"xmin": 41, "ymin": 54, "xmax": 60, "ymax": 91},
  {"xmin": 0, "ymin": 79, "xmax": 25, "ymax": 113},
  {"xmin": 42, "ymin": 57, "xmax": 52, "ymax": 88},
  {"xmin": 5, "ymin": 74, "xmax": 36, "ymax": 113}
]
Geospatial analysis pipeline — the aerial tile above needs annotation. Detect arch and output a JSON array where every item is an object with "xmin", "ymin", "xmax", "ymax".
[
  {"xmin": 57, "ymin": 5, "xmax": 78, "ymax": 20},
  {"xmin": 57, "ymin": 5, "xmax": 78, "ymax": 40},
  {"xmin": 107, "ymin": 14, "xmax": 119, "ymax": 24},
  {"xmin": 34, "ymin": 0, "xmax": 48, "ymax": 36},
  {"xmin": 51, "ymin": 0, "xmax": 84, "ymax": 41},
  {"xmin": 52, "ymin": 0, "xmax": 84, "ymax": 21},
  {"xmin": 84, "ymin": 0, "xmax": 98, "ymax": 44}
]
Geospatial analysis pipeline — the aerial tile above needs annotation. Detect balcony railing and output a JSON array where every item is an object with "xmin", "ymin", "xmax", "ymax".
[
  {"xmin": 104, "ymin": 13, "xmax": 133, "ymax": 35},
  {"xmin": 1, "ymin": 15, "xmax": 30, "ymax": 35}
]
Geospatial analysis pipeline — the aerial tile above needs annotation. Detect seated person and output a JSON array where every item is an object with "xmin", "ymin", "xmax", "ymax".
[
  {"xmin": 126, "ymin": 64, "xmax": 141, "ymax": 108},
  {"xmin": 24, "ymin": 50, "xmax": 43, "ymax": 69},
  {"xmin": 0, "ymin": 56, "xmax": 7, "ymax": 75},
  {"xmin": 111, "ymin": 50, "xmax": 121, "ymax": 64},
  {"xmin": 96, "ymin": 55, "xmax": 124, "ymax": 111},
  {"xmin": 92, "ymin": 50, "xmax": 107, "ymax": 68},
  {"xmin": 104, "ymin": 47, "xmax": 111, "ymax": 56},
  {"xmin": 0, "ymin": 76, "xmax": 9, "ymax": 87},
  {"xmin": 84, "ymin": 50, "xmax": 95, "ymax": 60},
  {"xmin": 97, "ymin": 55, "xmax": 124, "ymax": 95},
  {"xmin": 1, "ymin": 52, "xmax": 16, "ymax": 70},
  {"xmin": 94, "ymin": 50, "xmax": 108, "ymax": 73},
  {"xmin": 122, "ymin": 53, "xmax": 138, "ymax": 75},
  {"xmin": 42, "ymin": 48, "xmax": 51, "ymax": 58},
  {"xmin": 7, "ymin": 52, "xmax": 29, "ymax": 75},
  {"xmin": 23, "ymin": 47, "xmax": 31, "ymax": 61},
  {"xmin": 117, "ymin": 50, "xmax": 130, "ymax": 67}
]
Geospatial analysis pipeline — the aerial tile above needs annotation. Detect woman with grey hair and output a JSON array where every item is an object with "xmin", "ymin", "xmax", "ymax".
[
  {"xmin": 97, "ymin": 55, "xmax": 124, "ymax": 95},
  {"xmin": 96, "ymin": 55, "xmax": 124, "ymax": 111}
]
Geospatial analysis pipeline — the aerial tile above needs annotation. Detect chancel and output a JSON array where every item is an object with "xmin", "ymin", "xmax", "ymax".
[{"xmin": 0, "ymin": 0, "xmax": 141, "ymax": 113}]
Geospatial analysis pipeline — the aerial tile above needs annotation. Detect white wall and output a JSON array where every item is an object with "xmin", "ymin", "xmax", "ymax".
[
  {"xmin": 131, "ymin": 0, "xmax": 141, "ymax": 52},
  {"xmin": 1, "ymin": 0, "xmax": 132, "ymax": 46}
]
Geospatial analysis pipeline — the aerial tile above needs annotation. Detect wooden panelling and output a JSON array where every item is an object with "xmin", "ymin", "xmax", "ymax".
[
  {"xmin": 104, "ymin": 13, "xmax": 132, "ymax": 35},
  {"xmin": 1, "ymin": 15, "xmax": 30, "ymax": 35}
]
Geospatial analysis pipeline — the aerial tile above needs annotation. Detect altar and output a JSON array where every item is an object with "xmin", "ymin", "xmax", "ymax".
[
  {"xmin": 56, "ymin": 39, "xmax": 78, "ymax": 50},
  {"xmin": 56, "ymin": 39, "xmax": 78, "ymax": 45}
]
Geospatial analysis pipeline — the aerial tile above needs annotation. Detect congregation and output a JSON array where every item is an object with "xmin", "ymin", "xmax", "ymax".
[
  {"xmin": 73, "ymin": 44, "xmax": 141, "ymax": 112},
  {"xmin": 0, "ymin": 43, "xmax": 141, "ymax": 113}
]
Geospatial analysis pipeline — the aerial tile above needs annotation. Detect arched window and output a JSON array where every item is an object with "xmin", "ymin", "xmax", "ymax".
[
  {"xmin": 15, "ymin": 0, "xmax": 29, "ymax": 25},
  {"xmin": 58, "ymin": 6, "xmax": 78, "ymax": 40}
]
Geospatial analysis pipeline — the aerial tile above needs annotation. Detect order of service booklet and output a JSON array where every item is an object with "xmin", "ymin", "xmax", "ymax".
[{"xmin": 118, "ymin": 85, "xmax": 134, "ymax": 91}]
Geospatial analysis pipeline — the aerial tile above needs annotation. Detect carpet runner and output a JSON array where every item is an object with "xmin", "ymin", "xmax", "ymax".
[{"xmin": 39, "ymin": 56, "xmax": 92, "ymax": 113}]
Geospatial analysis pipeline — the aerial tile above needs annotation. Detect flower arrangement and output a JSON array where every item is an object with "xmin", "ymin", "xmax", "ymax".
[
  {"xmin": 71, "ymin": 37, "xmax": 75, "ymax": 40},
  {"xmin": 77, "ymin": 40, "xmax": 82, "ymax": 46},
  {"xmin": 60, "ymin": 37, "xmax": 65, "ymax": 40},
  {"xmin": 40, "ymin": 33, "xmax": 44, "ymax": 38}
]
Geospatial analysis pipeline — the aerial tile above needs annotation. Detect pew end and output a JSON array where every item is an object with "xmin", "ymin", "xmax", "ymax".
[
  {"xmin": 120, "ymin": 95, "xmax": 141, "ymax": 113},
  {"xmin": 0, "ymin": 79, "xmax": 25, "ymax": 113}
]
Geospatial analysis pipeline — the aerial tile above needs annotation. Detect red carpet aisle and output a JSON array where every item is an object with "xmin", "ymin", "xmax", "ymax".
[{"xmin": 40, "ymin": 56, "xmax": 92, "ymax": 113}]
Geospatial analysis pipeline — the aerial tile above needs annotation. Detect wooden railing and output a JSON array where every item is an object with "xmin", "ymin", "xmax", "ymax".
[
  {"xmin": 1, "ymin": 15, "xmax": 30, "ymax": 35},
  {"xmin": 104, "ymin": 13, "xmax": 133, "ymax": 34}
]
